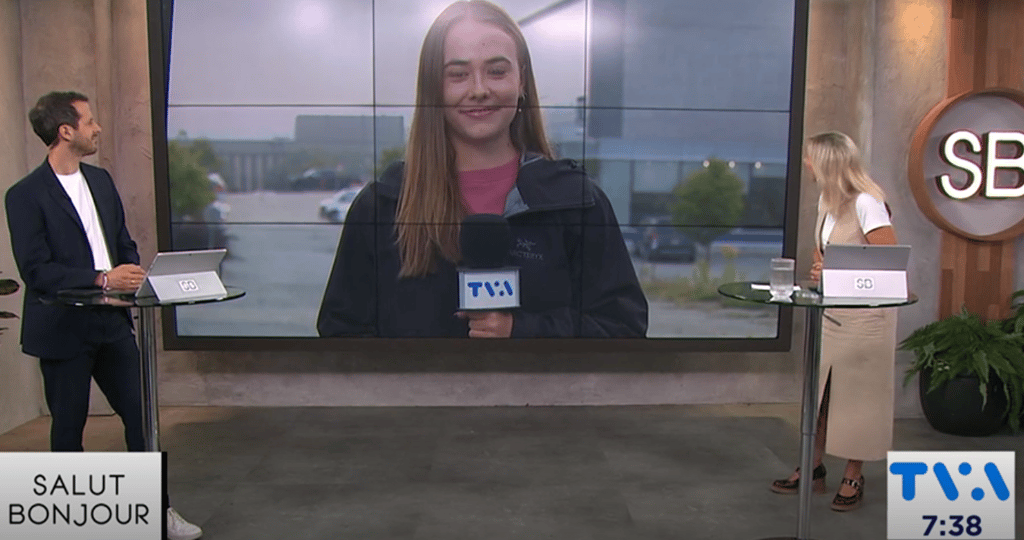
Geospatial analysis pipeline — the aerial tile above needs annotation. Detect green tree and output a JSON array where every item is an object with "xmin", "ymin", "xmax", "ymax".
[
  {"xmin": 377, "ymin": 146, "xmax": 405, "ymax": 173},
  {"xmin": 189, "ymin": 139, "xmax": 222, "ymax": 173},
  {"xmin": 167, "ymin": 140, "xmax": 215, "ymax": 218},
  {"xmin": 670, "ymin": 158, "xmax": 745, "ymax": 261},
  {"xmin": 582, "ymin": 158, "xmax": 602, "ymax": 182}
]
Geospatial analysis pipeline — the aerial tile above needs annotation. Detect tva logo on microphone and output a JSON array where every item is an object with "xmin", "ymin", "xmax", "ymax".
[
  {"xmin": 459, "ymin": 268, "xmax": 520, "ymax": 310},
  {"xmin": 467, "ymin": 280, "xmax": 515, "ymax": 298}
]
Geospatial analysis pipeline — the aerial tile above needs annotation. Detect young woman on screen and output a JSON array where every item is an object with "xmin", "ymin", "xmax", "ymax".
[
  {"xmin": 769, "ymin": 131, "xmax": 898, "ymax": 511},
  {"xmin": 317, "ymin": 0, "xmax": 647, "ymax": 338}
]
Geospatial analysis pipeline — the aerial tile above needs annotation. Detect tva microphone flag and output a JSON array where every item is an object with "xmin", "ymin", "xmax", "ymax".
[{"xmin": 458, "ymin": 214, "xmax": 520, "ymax": 310}]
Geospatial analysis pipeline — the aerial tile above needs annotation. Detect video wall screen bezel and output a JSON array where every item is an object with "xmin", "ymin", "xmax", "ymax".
[{"xmin": 147, "ymin": 0, "xmax": 810, "ymax": 352}]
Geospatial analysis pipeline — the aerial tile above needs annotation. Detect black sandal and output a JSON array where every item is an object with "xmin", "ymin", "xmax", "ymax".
[
  {"xmin": 830, "ymin": 475, "xmax": 864, "ymax": 511},
  {"xmin": 770, "ymin": 463, "xmax": 826, "ymax": 494}
]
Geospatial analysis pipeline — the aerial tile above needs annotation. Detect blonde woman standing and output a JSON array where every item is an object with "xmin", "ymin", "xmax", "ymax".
[{"xmin": 770, "ymin": 131, "xmax": 898, "ymax": 511}]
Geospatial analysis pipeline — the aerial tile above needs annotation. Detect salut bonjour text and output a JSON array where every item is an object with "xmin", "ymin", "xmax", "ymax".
[{"xmin": 8, "ymin": 474, "xmax": 152, "ymax": 527}]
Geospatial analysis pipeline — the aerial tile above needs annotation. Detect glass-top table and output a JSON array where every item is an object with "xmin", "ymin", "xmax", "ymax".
[
  {"xmin": 718, "ymin": 282, "xmax": 917, "ymax": 540},
  {"xmin": 53, "ymin": 287, "xmax": 245, "ymax": 451},
  {"xmin": 718, "ymin": 281, "xmax": 918, "ymax": 309},
  {"xmin": 56, "ymin": 286, "xmax": 245, "ymax": 308}
]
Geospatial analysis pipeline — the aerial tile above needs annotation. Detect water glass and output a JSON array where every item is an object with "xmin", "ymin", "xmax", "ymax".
[{"xmin": 769, "ymin": 257, "xmax": 795, "ymax": 299}]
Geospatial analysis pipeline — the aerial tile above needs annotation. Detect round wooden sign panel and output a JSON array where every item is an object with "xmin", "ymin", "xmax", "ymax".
[{"xmin": 908, "ymin": 88, "xmax": 1024, "ymax": 241}]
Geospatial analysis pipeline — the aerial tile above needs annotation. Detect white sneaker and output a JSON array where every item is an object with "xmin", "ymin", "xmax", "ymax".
[{"xmin": 166, "ymin": 507, "xmax": 203, "ymax": 540}]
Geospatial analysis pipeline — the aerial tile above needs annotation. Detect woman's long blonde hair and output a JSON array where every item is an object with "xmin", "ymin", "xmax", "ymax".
[
  {"xmin": 396, "ymin": 0, "xmax": 554, "ymax": 278},
  {"xmin": 805, "ymin": 131, "xmax": 886, "ymax": 216}
]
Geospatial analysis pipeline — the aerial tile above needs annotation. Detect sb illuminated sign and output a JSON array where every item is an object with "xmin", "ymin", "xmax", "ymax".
[
  {"xmin": 909, "ymin": 88, "xmax": 1024, "ymax": 241},
  {"xmin": 937, "ymin": 130, "xmax": 1024, "ymax": 199}
]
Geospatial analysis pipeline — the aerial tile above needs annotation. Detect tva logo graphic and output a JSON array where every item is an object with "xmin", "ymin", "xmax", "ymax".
[
  {"xmin": 459, "ymin": 268, "xmax": 519, "ymax": 310},
  {"xmin": 466, "ymin": 280, "xmax": 515, "ymax": 298},
  {"xmin": 890, "ymin": 461, "xmax": 1011, "ymax": 501},
  {"xmin": 887, "ymin": 451, "xmax": 1015, "ymax": 540}
]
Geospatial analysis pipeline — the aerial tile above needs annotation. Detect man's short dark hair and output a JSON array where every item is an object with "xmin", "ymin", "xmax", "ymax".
[{"xmin": 28, "ymin": 91, "xmax": 89, "ymax": 147}]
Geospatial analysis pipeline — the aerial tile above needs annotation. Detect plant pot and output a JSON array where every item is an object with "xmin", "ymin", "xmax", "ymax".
[{"xmin": 919, "ymin": 368, "xmax": 1008, "ymax": 436}]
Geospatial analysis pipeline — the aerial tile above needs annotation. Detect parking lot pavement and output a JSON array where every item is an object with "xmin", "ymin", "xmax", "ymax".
[
  {"xmin": 175, "ymin": 192, "xmax": 783, "ymax": 338},
  {"xmin": 647, "ymin": 300, "xmax": 778, "ymax": 338}
]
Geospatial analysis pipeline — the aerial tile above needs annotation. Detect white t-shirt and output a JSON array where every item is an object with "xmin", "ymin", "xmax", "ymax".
[
  {"xmin": 55, "ymin": 170, "xmax": 113, "ymax": 271},
  {"xmin": 820, "ymin": 193, "xmax": 890, "ymax": 246}
]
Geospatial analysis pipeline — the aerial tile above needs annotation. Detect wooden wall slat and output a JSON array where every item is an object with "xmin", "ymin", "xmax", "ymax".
[
  {"xmin": 947, "ymin": 0, "xmax": 974, "ymax": 95},
  {"xmin": 964, "ymin": 240, "xmax": 980, "ymax": 315},
  {"xmin": 976, "ymin": 242, "xmax": 990, "ymax": 271},
  {"xmin": 940, "ymin": 232, "xmax": 955, "ymax": 318},
  {"xmin": 988, "ymin": 0, "xmax": 1024, "ymax": 86},
  {"xmin": 972, "ymin": 1, "xmax": 989, "ymax": 90},
  {"xmin": 954, "ymin": 233, "xmax": 968, "ymax": 311},
  {"xmin": 999, "ymin": 241, "xmax": 1016, "ymax": 313},
  {"xmin": 938, "ymin": 0, "xmax": 1021, "ymax": 322}
]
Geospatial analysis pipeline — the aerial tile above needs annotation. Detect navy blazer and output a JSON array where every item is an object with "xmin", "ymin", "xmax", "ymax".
[{"xmin": 5, "ymin": 160, "xmax": 139, "ymax": 358}]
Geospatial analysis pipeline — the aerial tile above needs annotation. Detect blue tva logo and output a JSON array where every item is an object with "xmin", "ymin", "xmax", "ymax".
[
  {"xmin": 467, "ymin": 281, "xmax": 515, "ymax": 298},
  {"xmin": 890, "ymin": 461, "xmax": 1011, "ymax": 502}
]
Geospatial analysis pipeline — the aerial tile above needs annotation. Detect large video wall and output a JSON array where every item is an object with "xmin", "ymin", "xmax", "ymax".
[{"xmin": 152, "ymin": 0, "xmax": 807, "ymax": 342}]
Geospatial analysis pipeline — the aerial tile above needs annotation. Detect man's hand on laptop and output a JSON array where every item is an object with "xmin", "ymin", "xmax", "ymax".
[{"xmin": 105, "ymin": 264, "xmax": 146, "ymax": 291}]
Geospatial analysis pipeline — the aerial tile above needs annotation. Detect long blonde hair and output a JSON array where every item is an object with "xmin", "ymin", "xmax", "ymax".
[
  {"xmin": 396, "ymin": 0, "xmax": 554, "ymax": 278},
  {"xmin": 805, "ymin": 131, "xmax": 886, "ymax": 216}
]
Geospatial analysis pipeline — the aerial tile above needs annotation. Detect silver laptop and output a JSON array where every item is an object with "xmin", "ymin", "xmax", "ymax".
[
  {"xmin": 823, "ymin": 244, "xmax": 911, "ymax": 271},
  {"xmin": 822, "ymin": 244, "xmax": 910, "ymax": 304},
  {"xmin": 135, "ymin": 249, "xmax": 228, "ymax": 302}
]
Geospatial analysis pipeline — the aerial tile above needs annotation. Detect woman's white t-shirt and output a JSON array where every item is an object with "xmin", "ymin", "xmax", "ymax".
[{"xmin": 820, "ymin": 193, "xmax": 890, "ymax": 246}]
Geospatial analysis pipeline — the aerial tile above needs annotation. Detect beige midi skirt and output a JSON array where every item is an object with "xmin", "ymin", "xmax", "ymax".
[{"xmin": 817, "ymin": 306, "xmax": 898, "ymax": 461}]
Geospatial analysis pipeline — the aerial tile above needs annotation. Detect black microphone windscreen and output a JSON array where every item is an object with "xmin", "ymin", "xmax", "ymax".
[{"xmin": 460, "ymin": 214, "xmax": 511, "ymax": 269}]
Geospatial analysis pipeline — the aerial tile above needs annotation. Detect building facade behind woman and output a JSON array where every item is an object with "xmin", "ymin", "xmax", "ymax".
[
  {"xmin": 770, "ymin": 131, "xmax": 899, "ymax": 511},
  {"xmin": 317, "ymin": 0, "xmax": 647, "ymax": 338}
]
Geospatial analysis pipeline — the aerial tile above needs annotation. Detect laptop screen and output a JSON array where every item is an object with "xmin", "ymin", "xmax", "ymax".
[
  {"xmin": 136, "ymin": 249, "xmax": 227, "ymax": 299},
  {"xmin": 823, "ymin": 244, "xmax": 911, "ymax": 272}
]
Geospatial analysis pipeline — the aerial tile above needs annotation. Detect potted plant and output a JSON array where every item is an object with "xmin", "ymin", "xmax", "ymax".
[
  {"xmin": 1002, "ymin": 289, "xmax": 1024, "ymax": 425},
  {"xmin": 0, "ymin": 271, "xmax": 19, "ymax": 337},
  {"xmin": 1001, "ymin": 289, "xmax": 1024, "ymax": 335},
  {"xmin": 900, "ymin": 305, "xmax": 1024, "ymax": 436}
]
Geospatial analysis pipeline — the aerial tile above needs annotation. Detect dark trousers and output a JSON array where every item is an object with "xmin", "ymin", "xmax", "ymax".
[
  {"xmin": 38, "ymin": 309, "xmax": 169, "ymax": 511},
  {"xmin": 40, "ymin": 309, "xmax": 144, "ymax": 452}
]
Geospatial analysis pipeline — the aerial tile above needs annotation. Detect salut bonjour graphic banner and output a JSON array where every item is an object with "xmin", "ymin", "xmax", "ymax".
[{"xmin": 1, "ymin": 453, "xmax": 164, "ymax": 540}]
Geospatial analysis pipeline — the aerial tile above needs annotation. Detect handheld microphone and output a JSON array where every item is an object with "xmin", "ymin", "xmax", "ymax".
[{"xmin": 458, "ymin": 214, "xmax": 520, "ymax": 311}]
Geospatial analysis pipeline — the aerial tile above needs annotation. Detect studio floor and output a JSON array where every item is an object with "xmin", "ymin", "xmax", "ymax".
[{"xmin": 0, "ymin": 404, "xmax": 1020, "ymax": 540}]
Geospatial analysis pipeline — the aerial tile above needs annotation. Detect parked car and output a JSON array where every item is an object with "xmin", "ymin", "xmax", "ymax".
[
  {"xmin": 710, "ymin": 227, "xmax": 784, "ymax": 257},
  {"xmin": 714, "ymin": 227, "xmax": 784, "ymax": 244},
  {"xmin": 289, "ymin": 169, "xmax": 362, "ymax": 191},
  {"xmin": 318, "ymin": 187, "xmax": 361, "ymax": 222},
  {"xmin": 637, "ymin": 216, "xmax": 697, "ymax": 262},
  {"xmin": 620, "ymin": 226, "xmax": 640, "ymax": 257}
]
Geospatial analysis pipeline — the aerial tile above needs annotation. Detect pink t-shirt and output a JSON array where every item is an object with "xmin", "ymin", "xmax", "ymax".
[{"xmin": 459, "ymin": 155, "xmax": 519, "ymax": 215}]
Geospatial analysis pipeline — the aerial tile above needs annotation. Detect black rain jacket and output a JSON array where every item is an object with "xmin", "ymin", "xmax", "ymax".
[{"xmin": 316, "ymin": 154, "xmax": 648, "ymax": 338}]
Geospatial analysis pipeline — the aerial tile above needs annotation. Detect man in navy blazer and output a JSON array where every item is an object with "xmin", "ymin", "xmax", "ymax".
[{"xmin": 5, "ymin": 91, "xmax": 202, "ymax": 540}]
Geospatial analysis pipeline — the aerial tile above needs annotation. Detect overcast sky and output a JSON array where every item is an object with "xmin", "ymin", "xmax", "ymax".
[
  {"xmin": 168, "ymin": 0, "xmax": 587, "ymax": 139},
  {"xmin": 166, "ymin": 0, "xmax": 796, "ymax": 143}
]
